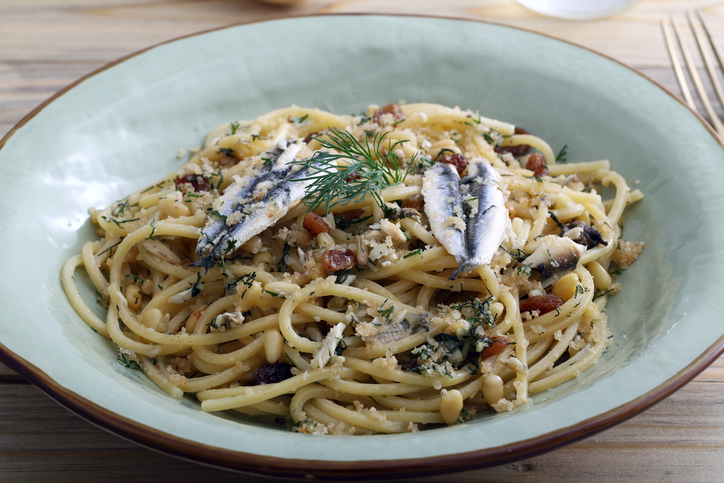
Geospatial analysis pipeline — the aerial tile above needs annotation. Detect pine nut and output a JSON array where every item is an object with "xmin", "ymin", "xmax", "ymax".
[
  {"xmin": 439, "ymin": 389, "xmax": 464, "ymax": 425},
  {"xmin": 253, "ymin": 250, "xmax": 273, "ymax": 268},
  {"xmin": 158, "ymin": 195, "xmax": 190, "ymax": 218},
  {"xmin": 552, "ymin": 272, "xmax": 579, "ymax": 301},
  {"xmin": 554, "ymin": 193, "xmax": 573, "ymax": 209},
  {"xmin": 317, "ymin": 232, "xmax": 335, "ymax": 250},
  {"xmin": 125, "ymin": 284, "xmax": 143, "ymax": 311},
  {"xmin": 141, "ymin": 307, "xmax": 163, "ymax": 331},
  {"xmin": 587, "ymin": 261, "xmax": 612, "ymax": 291},
  {"xmin": 482, "ymin": 374, "xmax": 504, "ymax": 406},
  {"xmin": 241, "ymin": 235, "xmax": 263, "ymax": 254},
  {"xmin": 264, "ymin": 329, "xmax": 284, "ymax": 364}
]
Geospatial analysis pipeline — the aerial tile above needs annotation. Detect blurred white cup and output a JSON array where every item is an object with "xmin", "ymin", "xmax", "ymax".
[{"xmin": 516, "ymin": 0, "xmax": 637, "ymax": 19}]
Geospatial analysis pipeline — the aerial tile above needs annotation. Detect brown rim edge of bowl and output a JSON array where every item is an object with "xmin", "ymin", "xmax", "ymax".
[
  {"xmin": 1, "ymin": 12, "xmax": 723, "ymax": 480},
  {"xmin": 3, "ymin": 334, "xmax": 723, "ymax": 480}
]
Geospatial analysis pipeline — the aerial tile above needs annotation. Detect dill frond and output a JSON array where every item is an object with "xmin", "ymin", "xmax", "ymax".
[{"xmin": 292, "ymin": 128, "xmax": 416, "ymax": 214}]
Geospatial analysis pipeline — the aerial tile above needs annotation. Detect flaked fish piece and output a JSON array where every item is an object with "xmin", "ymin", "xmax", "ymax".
[
  {"xmin": 367, "ymin": 313, "xmax": 429, "ymax": 345},
  {"xmin": 195, "ymin": 141, "xmax": 300, "ymax": 258},
  {"xmin": 422, "ymin": 162, "xmax": 467, "ymax": 265},
  {"xmin": 523, "ymin": 235, "xmax": 586, "ymax": 287},
  {"xmin": 451, "ymin": 160, "xmax": 507, "ymax": 279},
  {"xmin": 192, "ymin": 141, "xmax": 308, "ymax": 270},
  {"xmin": 311, "ymin": 322, "xmax": 346, "ymax": 369}
]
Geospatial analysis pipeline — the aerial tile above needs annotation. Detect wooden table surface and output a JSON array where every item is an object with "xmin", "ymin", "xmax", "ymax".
[{"xmin": 2, "ymin": 0, "xmax": 724, "ymax": 481}]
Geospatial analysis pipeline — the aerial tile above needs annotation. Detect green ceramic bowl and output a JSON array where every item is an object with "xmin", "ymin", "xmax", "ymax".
[{"xmin": 1, "ymin": 15, "xmax": 723, "ymax": 479}]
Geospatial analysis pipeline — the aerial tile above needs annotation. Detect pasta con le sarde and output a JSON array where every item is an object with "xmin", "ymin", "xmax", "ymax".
[{"xmin": 62, "ymin": 102, "xmax": 643, "ymax": 434}]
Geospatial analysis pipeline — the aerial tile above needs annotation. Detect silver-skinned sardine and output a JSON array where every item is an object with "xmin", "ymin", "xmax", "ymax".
[
  {"xmin": 192, "ymin": 141, "xmax": 307, "ymax": 270},
  {"xmin": 523, "ymin": 235, "xmax": 586, "ymax": 287},
  {"xmin": 451, "ymin": 160, "xmax": 507, "ymax": 279},
  {"xmin": 421, "ymin": 162, "xmax": 467, "ymax": 265}
]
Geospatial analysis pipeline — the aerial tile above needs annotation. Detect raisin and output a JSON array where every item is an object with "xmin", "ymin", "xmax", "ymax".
[
  {"xmin": 175, "ymin": 174, "xmax": 211, "ymax": 192},
  {"xmin": 303, "ymin": 212, "xmax": 330, "ymax": 237},
  {"xmin": 373, "ymin": 103, "xmax": 405, "ymax": 125},
  {"xmin": 401, "ymin": 194, "xmax": 425, "ymax": 211},
  {"xmin": 526, "ymin": 153, "xmax": 548, "ymax": 177},
  {"xmin": 400, "ymin": 357, "xmax": 421, "ymax": 372},
  {"xmin": 440, "ymin": 153, "xmax": 468, "ymax": 176},
  {"xmin": 253, "ymin": 362, "xmax": 293, "ymax": 385},
  {"xmin": 495, "ymin": 144, "xmax": 530, "ymax": 156},
  {"xmin": 335, "ymin": 208, "xmax": 366, "ymax": 221},
  {"xmin": 323, "ymin": 248, "xmax": 356, "ymax": 272},
  {"xmin": 303, "ymin": 131, "xmax": 320, "ymax": 144},
  {"xmin": 519, "ymin": 294, "xmax": 564, "ymax": 315},
  {"xmin": 345, "ymin": 171, "xmax": 361, "ymax": 182},
  {"xmin": 494, "ymin": 127, "xmax": 531, "ymax": 156},
  {"xmin": 480, "ymin": 337, "xmax": 509, "ymax": 360}
]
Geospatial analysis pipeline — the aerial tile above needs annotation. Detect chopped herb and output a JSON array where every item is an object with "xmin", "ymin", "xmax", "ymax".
[
  {"xmin": 94, "ymin": 290, "xmax": 108, "ymax": 307},
  {"xmin": 289, "ymin": 114, "xmax": 309, "ymax": 124},
  {"xmin": 435, "ymin": 147, "xmax": 456, "ymax": 161},
  {"xmin": 111, "ymin": 197, "xmax": 130, "ymax": 218},
  {"xmin": 356, "ymin": 113, "xmax": 372, "ymax": 124},
  {"xmin": 146, "ymin": 219, "xmax": 156, "ymax": 239},
  {"xmin": 549, "ymin": 212, "xmax": 565, "ymax": 230},
  {"xmin": 102, "ymin": 216, "xmax": 140, "ymax": 229},
  {"xmin": 189, "ymin": 272, "xmax": 204, "ymax": 298},
  {"xmin": 334, "ymin": 269, "xmax": 352, "ymax": 284},
  {"xmin": 278, "ymin": 243, "xmax": 291, "ymax": 269},
  {"xmin": 239, "ymin": 272, "xmax": 257, "ymax": 289},
  {"xmin": 209, "ymin": 210, "xmax": 227, "ymax": 223},
  {"xmin": 403, "ymin": 249, "xmax": 422, "ymax": 259},
  {"xmin": 124, "ymin": 274, "xmax": 143, "ymax": 284},
  {"xmin": 334, "ymin": 338, "xmax": 348, "ymax": 356},
  {"xmin": 117, "ymin": 353, "xmax": 140, "ymax": 370},
  {"xmin": 377, "ymin": 300, "xmax": 394, "ymax": 322},
  {"xmin": 210, "ymin": 168, "xmax": 224, "ymax": 190},
  {"xmin": 516, "ymin": 263, "xmax": 533, "ymax": 277},
  {"xmin": 508, "ymin": 248, "xmax": 528, "ymax": 262},
  {"xmin": 291, "ymin": 129, "xmax": 417, "ymax": 214},
  {"xmin": 207, "ymin": 315, "xmax": 228, "ymax": 331},
  {"xmin": 97, "ymin": 240, "xmax": 122, "ymax": 256},
  {"xmin": 593, "ymin": 288, "xmax": 615, "ymax": 300},
  {"xmin": 218, "ymin": 147, "xmax": 235, "ymax": 157},
  {"xmin": 555, "ymin": 144, "xmax": 568, "ymax": 162}
]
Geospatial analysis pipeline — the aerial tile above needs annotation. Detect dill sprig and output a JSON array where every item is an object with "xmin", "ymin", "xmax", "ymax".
[{"xmin": 293, "ymin": 128, "xmax": 416, "ymax": 214}]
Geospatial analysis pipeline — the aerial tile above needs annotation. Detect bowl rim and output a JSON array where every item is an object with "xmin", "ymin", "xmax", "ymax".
[{"xmin": 1, "ymin": 12, "xmax": 723, "ymax": 479}]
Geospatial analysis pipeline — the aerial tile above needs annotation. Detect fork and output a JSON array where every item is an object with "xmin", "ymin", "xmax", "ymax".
[{"xmin": 661, "ymin": 11, "xmax": 724, "ymax": 136}]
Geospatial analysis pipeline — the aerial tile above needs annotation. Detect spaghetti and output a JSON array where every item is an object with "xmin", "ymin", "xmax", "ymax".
[{"xmin": 62, "ymin": 103, "xmax": 643, "ymax": 434}]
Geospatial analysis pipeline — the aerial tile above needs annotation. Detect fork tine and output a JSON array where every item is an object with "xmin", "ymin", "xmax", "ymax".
[
  {"xmin": 688, "ymin": 11, "xmax": 724, "ymax": 119},
  {"xmin": 670, "ymin": 15, "xmax": 724, "ymax": 136},
  {"xmin": 696, "ymin": 11, "xmax": 724, "ymax": 78},
  {"xmin": 662, "ymin": 18, "xmax": 696, "ymax": 109}
]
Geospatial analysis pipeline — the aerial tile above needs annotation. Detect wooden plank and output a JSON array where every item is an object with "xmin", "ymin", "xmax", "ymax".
[
  {"xmin": 0, "ymin": 380, "xmax": 723, "ymax": 481},
  {"xmin": 0, "ymin": 0, "xmax": 722, "ymax": 68},
  {"xmin": 0, "ymin": 62, "xmax": 97, "ymax": 138},
  {"xmin": 2, "ymin": 1, "xmax": 724, "ymax": 481}
]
